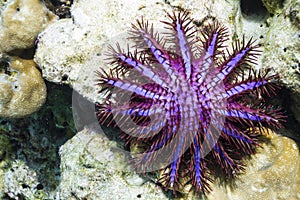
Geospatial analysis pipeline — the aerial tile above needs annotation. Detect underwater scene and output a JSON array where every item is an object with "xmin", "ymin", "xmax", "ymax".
[{"xmin": 0, "ymin": 0, "xmax": 299, "ymax": 199}]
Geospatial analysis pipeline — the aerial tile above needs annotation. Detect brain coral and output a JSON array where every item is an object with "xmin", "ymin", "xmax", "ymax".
[
  {"xmin": 0, "ymin": 57, "xmax": 46, "ymax": 118},
  {"xmin": 0, "ymin": 0, "xmax": 57, "ymax": 52}
]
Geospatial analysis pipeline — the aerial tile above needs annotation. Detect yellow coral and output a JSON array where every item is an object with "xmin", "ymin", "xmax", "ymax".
[
  {"xmin": 0, "ymin": 0, "xmax": 57, "ymax": 52},
  {"xmin": 0, "ymin": 57, "xmax": 46, "ymax": 118},
  {"xmin": 207, "ymin": 128, "xmax": 300, "ymax": 200}
]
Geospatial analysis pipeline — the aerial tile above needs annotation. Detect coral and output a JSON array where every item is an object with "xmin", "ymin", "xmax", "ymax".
[
  {"xmin": 0, "ymin": 82, "xmax": 76, "ymax": 199},
  {"xmin": 0, "ymin": 57, "xmax": 47, "ymax": 118},
  {"xmin": 95, "ymin": 11, "xmax": 284, "ymax": 194},
  {"xmin": 208, "ymin": 128, "xmax": 300, "ymax": 200},
  {"xmin": 0, "ymin": 0, "xmax": 57, "ymax": 53}
]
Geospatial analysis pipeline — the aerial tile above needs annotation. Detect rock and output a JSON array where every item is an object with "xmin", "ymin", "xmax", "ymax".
[
  {"xmin": 58, "ymin": 124, "xmax": 300, "ymax": 199},
  {"xmin": 34, "ymin": 0, "xmax": 170, "ymax": 102},
  {"xmin": 0, "ymin": 0, "xmax": 57, "ymax": 53},
  {"xmin": 34, "ymin": 0, "xmax": 289, "ymax": 103},
  {"xmin": 262, "ymin": 0, "xmax": 300, "ymax": 122},
  {"xmin": 0, "ymin": 57, "xmax": 47, "ymax": 118},
  {"xmin": 58, "ymin": 123, "xmax": 167, "ymax": 200},
  {"xmin": 35, "ymin": 0, "xmax": 248, "ymax": 102},
  {"xmin": 0, "ymin": 83, "xmax": 76, "ymax": 199},
  {"xmin": 3, "ymin": 160, "xmax": 47, "ymax": 200},
  {"xmin": 261, "ymin": 0, "xmax": 284, "ymax": 15},
  {"xmin": 32, "ymin": 0, "xmax": 300, "ymax": 199}
]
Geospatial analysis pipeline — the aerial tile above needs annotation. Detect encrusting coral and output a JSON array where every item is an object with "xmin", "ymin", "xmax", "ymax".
[{"xmin": 0, "ymin": 57, "xmax": 46, "ymax": 118}]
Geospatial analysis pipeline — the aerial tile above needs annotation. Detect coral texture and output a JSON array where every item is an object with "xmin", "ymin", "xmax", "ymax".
[
  {"xmin": 0, "ymin": 0, "xmax": 57, "ymax": 53},
  {"xmin": 208, "ymin": 128, "xmax": 300, "ymax": 200},
  {"xmin": 0, "ymin": 57, "xmax": 47, "ymax": 118},
  {"xmin": 96, "ymin": 11, "xmax": 284, "ymax": 194}
]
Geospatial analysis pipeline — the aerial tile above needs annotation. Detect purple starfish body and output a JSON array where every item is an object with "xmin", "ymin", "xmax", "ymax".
[{"xmin": 96, "ymin": 11, "xmax": 284, "ymax": 194}]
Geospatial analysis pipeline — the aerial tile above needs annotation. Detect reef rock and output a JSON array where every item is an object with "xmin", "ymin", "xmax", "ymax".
[
  {"xmin": 262, "ymin": 0, "xmax": 300, "ymax": 123},
  {"xmin": 58, "ymin": 124, "xmax": 300, "ymax": 199},
  {"xmin": 58, "ymin": 123, "xmax": 167, "ymax": 200},
  {"xmin": 3, "ymin": 160, "xmax": 47, "ymax": 199},
  {"xmin": 0, "ymin": 57, "xmax": 47, "ymax": 118},
  {"xmin": 261, "ymin": 0, "xmax": 284, "ymax": 15},
  {"xmin": 0, "ymin": 0, "xmax": 57, "ymax": 53},
  {"xmin": 34, "ymin": 0, "xmax": 300, "ymax": 117},
  {"xmin": 35, "ymin": 0, "xmax": 248, "ymax": 102},
  {"xmin": 33, "ymin": 0, "xmax": 300, "ymax": 199}
]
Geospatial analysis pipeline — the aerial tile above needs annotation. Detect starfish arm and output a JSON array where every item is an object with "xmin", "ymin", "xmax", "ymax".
[
  {"xmin": 165, "ymin": 11, "xmax": 194, "ymax": 80},
  {"xmin": 221, "ymin": 126, "xmax": 253, "ymax": 144},
  {"xmin": 223, "ymin": 80, "xmax": 268, "ymax": 98},
  {"xmin": 218, "ymin": 109, "xmax": 267, "ymax": 121},
  {"xmin": 139, "ymin": 123, "xmax": 178, "ymax": 166},
  {"xmin": 213, "ymin": 144, "xmax": 239, "ymax": 173},
  {"xmin": 207, "ymin": 40, "xmax": 260, "ymax": 89},
  {"xmin": 110, "ymin": 50, "xmax": 168, "ymax": 88},
  {"xmin": 192, "ymin": 136, "xmax": 204, "ymax": 189},
  {"xmin": 112, "ymin": 106, "xmax": 163, "ymax": 117},
  {"xmin": 131, "ymin": 19, "xmax": 176, "ymax": 79},
  {"xmin": 138, "ymin": 102, "xmax": 180, "ymax": 163},
  {"xmin": 216, "ymin": 105, "xmax": 283, "ymax": 128},
  {"xmin": 194, "ymin": 23, "xmax": 229, "ymax": 85},
  {"xmin": 169, "ymin": 157, "xmax": 180, "ymax": 187},
  {"xmin": 99, "ymin": 76, "xmax": 167, "ymax": 101}
]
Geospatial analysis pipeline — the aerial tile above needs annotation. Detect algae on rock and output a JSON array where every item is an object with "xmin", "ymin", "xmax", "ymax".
[
  {"xmin": 261, "ymin": 0, "xmax": 284, "ymax": 15},
  {"xmin": 0, "ymin": 82, "xmax": 76, "ymax": 199},
  {"xmin": 3, "ymin": 160, "xmax": 48, "ymax": 200},
  {"xmin": 0, "ymin": 134, "xmax": 13, "ymax": 197}
]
